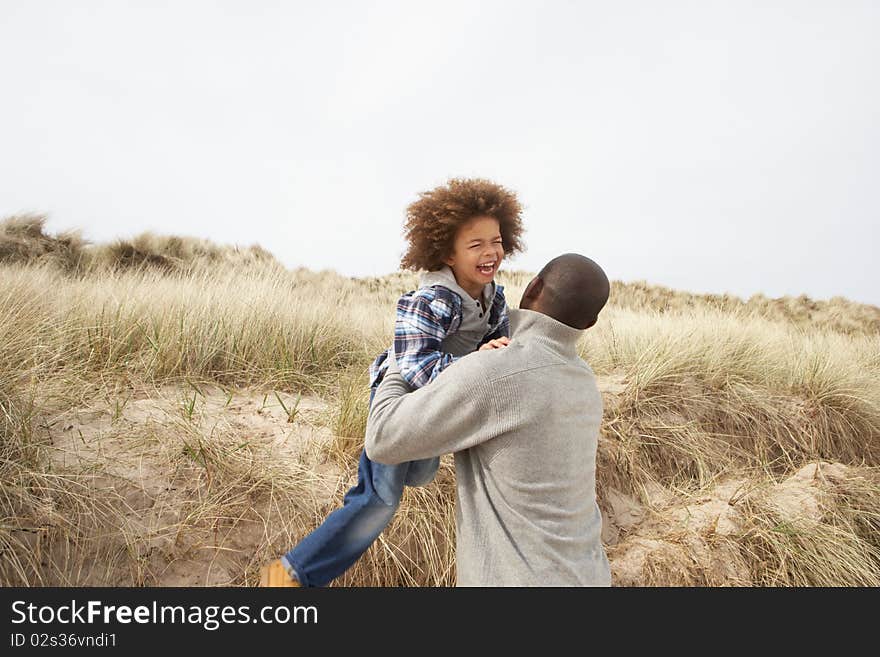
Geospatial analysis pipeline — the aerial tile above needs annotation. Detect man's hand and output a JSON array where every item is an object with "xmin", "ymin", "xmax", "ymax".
[{"xmin": 479, "ymin": 336, "xmax": 511, "ymax": 351}]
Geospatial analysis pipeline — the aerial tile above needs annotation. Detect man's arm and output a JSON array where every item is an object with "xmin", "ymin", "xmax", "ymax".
[{"xmin": 365, "ymin": 353, "xmax": 504, "ymax": 464}]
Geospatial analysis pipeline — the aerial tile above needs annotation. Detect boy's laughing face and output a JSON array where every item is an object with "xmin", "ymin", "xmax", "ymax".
[{"xmin": 444, "ymin": 215, "xmax": 504, "ymax": 299}]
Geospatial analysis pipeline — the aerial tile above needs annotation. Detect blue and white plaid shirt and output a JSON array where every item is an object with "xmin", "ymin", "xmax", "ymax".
[{"xmin": 369, "ymin": 283, "xmax": 509, "ymax": 391}]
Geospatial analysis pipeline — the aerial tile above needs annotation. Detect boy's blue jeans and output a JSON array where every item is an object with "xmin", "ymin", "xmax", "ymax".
[{"xmin": 282, "ymin": 390, "xmax": 439, "ymax": 587}]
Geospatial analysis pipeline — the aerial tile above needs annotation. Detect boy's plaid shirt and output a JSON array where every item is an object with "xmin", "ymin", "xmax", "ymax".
[{"xmin": 369, "ymin": 284, "xmax": 509, "ymax": 391}]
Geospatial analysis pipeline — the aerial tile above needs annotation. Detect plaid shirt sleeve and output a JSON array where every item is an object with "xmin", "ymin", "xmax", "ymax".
[
  {"xmin": 393, "ymin": 286, "xmax": 463, "ymax": 390},
  {"xmin": 478, "ymin": 284, "xmax": 510, "ymax": 346}
]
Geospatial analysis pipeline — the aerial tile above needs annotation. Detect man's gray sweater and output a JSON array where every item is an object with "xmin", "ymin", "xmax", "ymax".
[{"xmin": 365, "ymin": 308, "xmax": 611, "ymax": 586}]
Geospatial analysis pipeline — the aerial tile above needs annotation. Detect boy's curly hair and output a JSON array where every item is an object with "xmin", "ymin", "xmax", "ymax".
[{"xmin": 400, "ymin": 178, "xmax": 525, "ymax": 271}]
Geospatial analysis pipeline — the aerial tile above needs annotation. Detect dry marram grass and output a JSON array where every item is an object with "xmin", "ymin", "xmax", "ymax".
[{"xmin": 1, "ymin": 216, "xmax": 878, "ymax": 586}]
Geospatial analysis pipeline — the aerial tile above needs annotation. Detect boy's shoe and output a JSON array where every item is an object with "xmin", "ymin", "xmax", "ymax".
[{"xmin": 259, "ymin": 559, "xmax": 301, "ymax": 587}]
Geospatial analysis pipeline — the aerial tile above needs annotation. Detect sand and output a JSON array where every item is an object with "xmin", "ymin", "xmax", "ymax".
[{"xmin": 29, "ymin": 376, "xmax": 859, "ymax": 586}]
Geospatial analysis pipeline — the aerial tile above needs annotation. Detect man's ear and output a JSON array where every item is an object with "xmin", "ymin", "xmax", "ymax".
[{"xmin": 521, "ymin": 277, "xmax": 543, "ymax": 305}]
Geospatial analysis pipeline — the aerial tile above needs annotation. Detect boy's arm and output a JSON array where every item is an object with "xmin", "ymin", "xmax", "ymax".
[
  {"xmin": 393, "ymin": 287, "xmax": 462, "ymax": 388},
  {"xmin": 365, "ymin": 353, "xmax": 503, "ymax": 464}
]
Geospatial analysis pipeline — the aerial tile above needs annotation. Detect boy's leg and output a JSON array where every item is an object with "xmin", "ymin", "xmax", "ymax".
[
  {"xmin": 283, "ymin": 448, "xmax": 409, "ymax": 587},
  {"xmin": 403, "ymin": 456, "xmax": 440, "ymax": 487}
]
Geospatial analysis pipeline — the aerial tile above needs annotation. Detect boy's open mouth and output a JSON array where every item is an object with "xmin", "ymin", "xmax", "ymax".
[{"xmin": 477, "ymin": 261, "xmax": 496, "ymax": 275}]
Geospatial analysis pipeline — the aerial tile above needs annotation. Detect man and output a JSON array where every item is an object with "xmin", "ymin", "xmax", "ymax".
[{"xmin": 365, "ymin": 253, "xmax": 612, "ymax": 586}]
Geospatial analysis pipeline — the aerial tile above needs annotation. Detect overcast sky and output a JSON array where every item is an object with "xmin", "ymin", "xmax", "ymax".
[{"xmin": 2, "ymin": 1, "xmax": 877, "ymax": 304}]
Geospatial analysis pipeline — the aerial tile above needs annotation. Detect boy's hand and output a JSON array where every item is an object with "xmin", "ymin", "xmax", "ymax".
[{"xmin": 479, "ymin": 337, "xmax": 511, "ymax": 351}]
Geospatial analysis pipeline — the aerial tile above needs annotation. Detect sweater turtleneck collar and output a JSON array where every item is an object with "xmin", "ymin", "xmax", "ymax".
[{"xmin": 509, "ymin": 308, "xmax": 584, "ymax": 357}]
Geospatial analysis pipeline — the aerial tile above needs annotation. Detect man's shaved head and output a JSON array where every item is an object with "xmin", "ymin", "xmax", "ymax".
[{"xmin": 519, "ymin": 254, "xmax": 610, "ymax": 329}]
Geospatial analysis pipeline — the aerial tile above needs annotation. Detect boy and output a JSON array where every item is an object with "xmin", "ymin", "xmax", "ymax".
[{"xmin": 260, "ymin": 177, "xmax": 525, "ymax": 587}]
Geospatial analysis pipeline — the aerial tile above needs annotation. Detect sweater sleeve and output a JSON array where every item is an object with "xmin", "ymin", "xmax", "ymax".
[
  {"xmin": 364, "ymin": 352, "xmax": 504, "ymax": 464},
  {"xmin": 393, "ymin": 286, "xmax": 462, "ymax": 389}
]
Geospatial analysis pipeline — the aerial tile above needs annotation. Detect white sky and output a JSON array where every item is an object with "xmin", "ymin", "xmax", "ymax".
[{"xmin": 1, "ymin": 1, "xmax": 878, "ymax": 304}]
